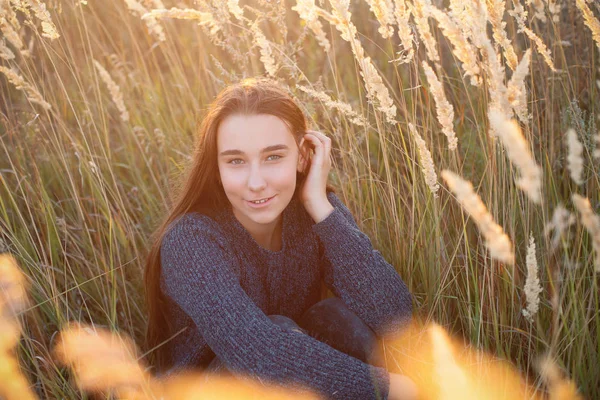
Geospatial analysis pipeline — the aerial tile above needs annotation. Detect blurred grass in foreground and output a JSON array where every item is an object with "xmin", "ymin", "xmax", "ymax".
[{"xmin": 1, "ymin": 0, "xmax": 599, "ymax": 398}]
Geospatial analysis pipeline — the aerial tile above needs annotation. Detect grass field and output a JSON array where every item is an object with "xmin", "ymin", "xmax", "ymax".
[{"xmin": 0, "ymin": 0, "xmax": 599, "ymax": 398}]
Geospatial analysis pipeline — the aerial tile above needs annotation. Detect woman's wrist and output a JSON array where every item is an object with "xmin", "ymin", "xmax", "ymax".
[{"xmin": 306, "ymin": 198, "xmax": 334, "ymax": 223}]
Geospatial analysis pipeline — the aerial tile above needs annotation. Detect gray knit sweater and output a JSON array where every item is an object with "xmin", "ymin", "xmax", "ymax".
[{"xmin": 159, "ymin": 190, "xmax": 412, "ymax": 399}]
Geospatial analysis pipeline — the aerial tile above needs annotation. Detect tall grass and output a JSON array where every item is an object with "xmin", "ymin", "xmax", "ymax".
[{"xmin": 0, "ymin": 0, "xmax": 598, "ymax": 398}]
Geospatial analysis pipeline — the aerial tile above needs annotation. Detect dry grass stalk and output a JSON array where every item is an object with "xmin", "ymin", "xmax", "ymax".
[
  {"xmin": 296, "ymin": 84, "xmax": 367, "ymax": 126},
  {"xmin": 93, "ymin": 59, "xmax": 130, "ymax": 123},
  {"xmin": 575, "ymin": 0, "xmax": 600, "ymax": 51},
  {"xmin": 571, "ymin": 194, "xmax": 600, "ymax": 273},
  {"xmin": 364, "ymin": 0, "xmax": 395, "ymax": 38},
  {"xmin": 408, "ymin": 123, "xmax": 440, "ymax": 197},
  {"xmin": 20, "ymin": 0, "xmax": 60, "ymax": 40},
  {"xmin": 447, "ymin": 0, "xmax": 475, "ymax": 40},
  {"xmin": 509, "ymin": 2, "xmax": 557, "ymax": 71},
  {"xmin": 358, "ymin": 56, "xmax": 397, "ymax": 124},
  {"xmin": 594, "ymin": 130, "xmax": 600, "ymax": 160},
  {"xmin": 1, "ymin": 0, "xmax": 21, "ymax": 29},
  {"xmin": 316, "ymin": 0, "xmax": 356, "ymax": 42},
  {"xmin": 0, "ymin": 254, "xmax": 29, "ymax": 343},
  {"xmin": 227, "ymin": 0, "xmax": 245, "ymax": 22},
  {"xmin": 160, "ymin": 371, "xmax": 320, "ymax": 399},
  {"xmin": 0, "ymin": 2, "xmax": 25, "ymax": 55},
  {"xmin": 441, "ymin": 169, "xmax": 515, "ymax": 265},
  {"xmin": 141, "ymin": 7, "xmax": 220, "ymax": 35},
  {"xmin": 54, "ymin": 322, "xmax": 158, "ymax": 399},
  {"xmin": 251, "ymin": 23, "xmax": 278, "ymax": 77},
  {"xmin": 522, "ymin": 26, "xmax": 556, "ymax": 71},
  {"xmin": 323, "ymin": 0, "xmax": 397, "ymax": 123},
  {"xmin": 408, "ymin": 0, "xmax": 441, "ymax": 65},
  {"xmin": 429, "ymin": 324, "xmax": 472, "ymax": 398},
  {"xmin": 488, "ymin": 109, "xmax": 542, "ymax": 204},
  {"xmin": 547, "ymin": 0, "xmax": 561, "ymax": 23},
  {"xmin": 0, "ymin": 253, "xmax": 37, "ymax": 400},
  {"xmin": 544, "ymin": 204, "xmax": 576, "ymax": 250},
  {"xmin": 537, "ymin": 354, "xmax": 584, "ymax": 400},
  {"xmin": 140, "ymin": 0, "xmax": 164, "ymax": 8},
  {"xmin": 427, "ymin": 5, "xmax": 482, "ymax": 86},
  {"xmin": 54, "ymin": 322, "xmax": 319, "ymax": 399},
  {"xmin": 522, "ymin": 233, "xmax": 542, "ymax": 322},
  {"xmin": 0, "ymin": 65, "xmax": 51, "ymax": 110},
  {"xmin": 477, "ymin": 29, "xmax": 513, "ymax": 119},
  {"xmin": 566, "ymin": 128, "xmax": 584, "ymax": 185},
  {"xmin": 123, "ymin": 0, "xmax": 166, "ymax": 42},
  {"xmin": 291, "ymin": 0, "xmax": 331, "ymax": 52},
  {"xmin": 485, "ymin": 0, "xmax": 518, "ymax": 71},
  {"xmin": 422, "ymin": 61, "xmax": 458, "ymax": 151},
  {"xmin": 392, "ymin": 0, "xmax": 414, "ymax": 63},
  {"xmin": 389, "ymin": 321, "xmax": 545, "ymax": 399},
  {"xmin": 507, "ymin": 49, "xmax": 532, "ymax": 124},
  {"xmin": 529, "ymin": 0, "xmax": 547, "ymax": 22},
  {"xmin": 0, "ymin": 40, "xmax": 15, "ymax": 59}
]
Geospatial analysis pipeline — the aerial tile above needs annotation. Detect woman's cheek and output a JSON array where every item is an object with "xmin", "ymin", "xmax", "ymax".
[{"xmin": 220, "ymin": 169, "xmax": 245, "ymax": 189}]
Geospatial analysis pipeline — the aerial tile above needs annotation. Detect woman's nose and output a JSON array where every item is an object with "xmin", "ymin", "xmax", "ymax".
[{"xmin": 247, "ymin": 164, "xmax": 266, "ymax": 190}]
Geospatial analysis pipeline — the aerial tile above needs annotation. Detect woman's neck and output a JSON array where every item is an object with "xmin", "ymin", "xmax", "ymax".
[{"xmin": 233, "ymin": 209, "xmax": 284, "ymax": 251}]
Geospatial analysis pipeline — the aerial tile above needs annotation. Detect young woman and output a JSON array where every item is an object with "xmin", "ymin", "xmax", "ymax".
[{"xmin": 143, "ymin": 78, "xmax": 417, "ymax": 400}]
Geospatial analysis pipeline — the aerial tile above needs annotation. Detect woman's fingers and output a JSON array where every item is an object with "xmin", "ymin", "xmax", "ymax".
[
  {"xmin": 304, "ymin": 131, "xmax": 331, "ymax": 167},
  {"xmin": 304, "ymin": 133, "xmax": 323, "ymax": 166},
  {"xmin": 307, "ymin": 130, "xmax": 331, "ymax": 145}
]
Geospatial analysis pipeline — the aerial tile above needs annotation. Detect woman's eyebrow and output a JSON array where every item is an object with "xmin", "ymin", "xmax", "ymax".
[{"xmin": 219, "ymin": 144, "xmax": 289, "ymax": 157}]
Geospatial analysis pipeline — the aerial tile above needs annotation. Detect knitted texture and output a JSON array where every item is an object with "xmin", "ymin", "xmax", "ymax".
[{"xmin": 159, "ymin": 190, "xmax": 413, "ymax": 399}]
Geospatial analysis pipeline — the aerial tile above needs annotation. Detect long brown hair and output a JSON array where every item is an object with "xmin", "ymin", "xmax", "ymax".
[{"xmin": 143, "ymin": 77, "xmax": 336, "ymax": 372}]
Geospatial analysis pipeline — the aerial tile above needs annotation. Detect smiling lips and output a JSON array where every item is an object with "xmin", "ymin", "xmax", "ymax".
[{"xmin": 247, "ymin": 195, "xmax": 276, "ymax": 206}]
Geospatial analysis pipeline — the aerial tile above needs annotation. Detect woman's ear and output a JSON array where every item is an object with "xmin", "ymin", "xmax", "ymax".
[{"xmin": 297, "ymin": 137, "xmax": 310, "ymax": 173}]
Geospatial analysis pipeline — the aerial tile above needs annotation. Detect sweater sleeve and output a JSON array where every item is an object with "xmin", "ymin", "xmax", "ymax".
[
  {"xmin": 312, "ymin": 191, "xmax": 413, "ymax": 339},
  {"xmin": 160, "ymin": 214, "xmax": 390, "ymax": 400}
]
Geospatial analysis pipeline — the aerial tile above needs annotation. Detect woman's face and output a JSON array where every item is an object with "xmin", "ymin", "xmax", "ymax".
[{"xmin": 217, "ymin": 113, "xmax": 306, "ymax": 230}]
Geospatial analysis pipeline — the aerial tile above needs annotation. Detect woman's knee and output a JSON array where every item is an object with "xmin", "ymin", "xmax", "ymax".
[
  {"xmin": 298, "ymin": 297, "xmax": 384, "ymax": 366},
  {"xmin": 268, "ymin": 314, "xmax": 305, "ymax": 334}
]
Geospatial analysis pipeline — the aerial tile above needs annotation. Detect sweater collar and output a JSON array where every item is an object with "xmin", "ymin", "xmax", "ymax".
[{"xmin": 215, "ymin": 194, "xmax": 300, "ymax": 256}]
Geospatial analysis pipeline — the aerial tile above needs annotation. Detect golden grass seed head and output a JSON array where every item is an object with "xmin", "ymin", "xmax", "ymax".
[
  {"xmin": 427, "ymin": 5, "xmax": 482, "ymax": 87},
  {"xmin": 544, "ymin": 204, "xmax": 576, "ymax": 250},
  {"xmin": 571, "ymin": 194, "xmax": 600, "ymax": 273},
  {"xmin": 566, "ymin": 128, "xmax": 584, "ymax": 185},
  {"xmin": 441, "ymin": 169, "xmax": 515, "ymax": 265},
  {"xmin": 485, "ymin": 0, "xmax": 519, "ymax": 71},
  {"xmin": 296, "ymin": 84, "xmax": 367, "ymax": 127},
  {"xmin": 292, "ymin": 0, "xmax": 331, "ymax": 52},
  {"xmin": 364, "ymin": 0, "xmax": 396, "ymax": 38},
  {"xmin": 409, "ymin": 0, "xmax": 441, "ymax": 64},
  {"xmin": 93, "ymin": 59, "xmax": 130, "ymax": 123},
  {"xmin": 0, "ymin": 65, "xmax": 51, "ymax": 110},
  {"xmin": 522, "ymin": 233, "xmax": 542, "ymax": 322},
  {"xmin": 409, "ymin": 123, "xmax": 440, "ymax": 197},
  {"xmin": 250, "ymin": 23, "xmax": 278, "ymax": 77},
  {"xmin": 422, "ymin": 61, "xmax": 458, "ymax": 150},
  {"xmin": 392, "ymin": 0, "xmax": 414, "ymax": 63},
  {"xmin": 53, "ymin": 323, "xmax": 152, "ymax": 396},
  {"xmin": 507, "ymin": 48, "xmax": 532, "ymax": 124},
  {"xmin": 576, "ymin": 0, "xmax": 600, "ymax": 52},
  {"xmin": 488, "ymin": 109, "xmax": 542, "ymax": 203}
]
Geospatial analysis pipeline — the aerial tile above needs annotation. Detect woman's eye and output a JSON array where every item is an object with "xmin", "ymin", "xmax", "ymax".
[{"xmin": 228, "ymin": 155, "xmax": 281, "ymax": 164}]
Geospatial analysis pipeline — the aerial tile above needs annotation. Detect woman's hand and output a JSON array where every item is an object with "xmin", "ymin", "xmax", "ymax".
[
  {"xmin": 388, "ymin": 373, "xmax": 418, "ymax": 400},
  {"xmin": 299, "ymin": 130, "xmax": 334, "ymax": 223}
]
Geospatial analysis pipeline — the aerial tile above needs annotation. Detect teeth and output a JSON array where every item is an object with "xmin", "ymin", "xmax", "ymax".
[{"xmin": 250, "ymin": 197, "xmax": 270, "ymax": 204}]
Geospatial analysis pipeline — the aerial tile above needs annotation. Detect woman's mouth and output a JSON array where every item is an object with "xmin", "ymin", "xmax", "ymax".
[{"xmin": 246, "ymin": 195, "xmax": 276, "ymax": 208}]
